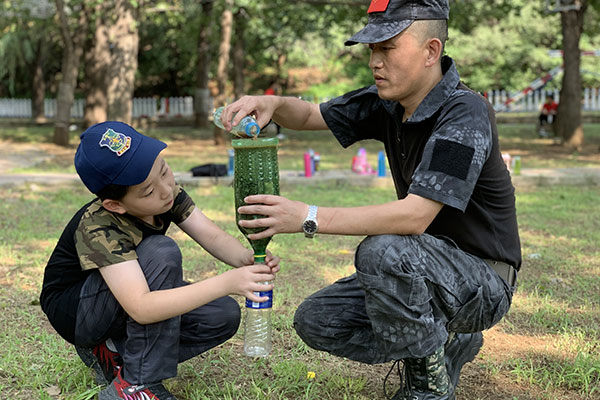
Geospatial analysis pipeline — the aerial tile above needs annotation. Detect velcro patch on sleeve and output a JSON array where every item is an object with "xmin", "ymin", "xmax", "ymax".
[{"xmin": 428, "ymin": 139, "xmax": 474, "ymax": 181}]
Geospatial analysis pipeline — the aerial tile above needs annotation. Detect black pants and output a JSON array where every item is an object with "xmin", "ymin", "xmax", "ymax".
[
  {"xmin": 294, "ymin": 234, "xmax": 514, "ymax": 364},
  {"xmin": 74, "ymin": 235, "xmax": 241, "ymax": 384}
]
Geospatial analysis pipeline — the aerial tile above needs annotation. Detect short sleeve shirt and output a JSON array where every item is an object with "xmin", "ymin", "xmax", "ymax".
[
  {"xmin": 40, "ymin": 184, "xmax": 195, "ymax": 343},
  {"xmin": 319, "ymin": 56, "xmax": 521, "ymax": 269}
]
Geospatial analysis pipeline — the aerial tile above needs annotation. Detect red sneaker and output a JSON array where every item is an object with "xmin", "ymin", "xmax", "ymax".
[
  {"xmin": 75, "ymin": 341, "xmax": 122, "ymax": 385},
  {"xmin": 99, "ymin": 369, "xmax": 177, "ymax": 400}
]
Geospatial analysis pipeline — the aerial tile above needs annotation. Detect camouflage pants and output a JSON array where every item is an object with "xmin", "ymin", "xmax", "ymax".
[
  {"xmin": 294, "ymin": 234, "xmax": 514, "ymax": 364},
  {"xmin": 74, "ymin": 235, "xmax": 241, "ymax": 384}
]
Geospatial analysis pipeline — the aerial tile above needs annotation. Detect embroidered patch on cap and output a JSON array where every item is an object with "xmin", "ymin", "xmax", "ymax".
[
  {"xmin": 368, "ymin": 0, "xmax": 390, "ymax": 13},
  {"xmin": 99, "ymin": 128, "xmax": 132, "ymax": 156}
]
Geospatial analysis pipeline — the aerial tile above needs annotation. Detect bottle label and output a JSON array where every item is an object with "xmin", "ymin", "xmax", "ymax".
[{"xmin": 246, "ymin": 290, "xmax": 273, "ymax": 309}]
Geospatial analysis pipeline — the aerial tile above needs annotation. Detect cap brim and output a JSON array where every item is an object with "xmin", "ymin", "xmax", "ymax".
[
  {"xmin": 112, "ymin": 136, "xmax": 167, "ymax": 187},
  {"xmin": 345, "ymin": 19, "xmax": 413, "ymax": 46}
]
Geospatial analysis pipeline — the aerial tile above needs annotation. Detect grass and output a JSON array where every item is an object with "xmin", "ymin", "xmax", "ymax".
[
  {"xmin": 0, "ymin": 181, "xmax": 599, "ymax": 399},
  {"xmin": 0, "ymin": 122, "xmax": 599, "ymax": 399}
]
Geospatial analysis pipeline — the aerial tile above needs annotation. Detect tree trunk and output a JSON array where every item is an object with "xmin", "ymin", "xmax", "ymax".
[
  {"xmin": 232, "ymin": 7, "xmax": 247, "ymax": 100},
  {"xmin": 32, "ymin": 36, "xmax": 47, "ymax": 124},
  {"xmin": 83, "ymin": 3, "xmax": 110, "ymax": 128},
  {"xmin": 194, "ymin": 0, "xmax": 214, "ymax": 128},
  {"xmin": 54, "ymin": 0, "xmax": 88, "ymax": 147},
  {"xmin": 106, "ymin": 0, "xmax": 139, "ymax": 124},
  {"xmin": 213, "ymin": 0, "xmax": 234, "ymax": 145},
  {"xmin": 555, "ymin": 2, "xmax": 587, "ymax": 150}
]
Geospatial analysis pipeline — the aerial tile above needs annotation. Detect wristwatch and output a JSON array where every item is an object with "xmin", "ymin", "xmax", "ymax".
[{"xmin": 302, "ymin": 205, "xmax": 319, "ymax": 238}]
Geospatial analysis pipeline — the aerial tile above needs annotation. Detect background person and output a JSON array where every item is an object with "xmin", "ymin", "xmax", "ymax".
[
  {"xmin": 220, "ymin": 0, "xmax": 520, "ymax": 399},
  {"xmin": 40, "ymin": 121, "xmax": 280, "ymax": 400},
  {"xmin": 538, "ymin": 94, "xmax": 558, "ymax": 137}
]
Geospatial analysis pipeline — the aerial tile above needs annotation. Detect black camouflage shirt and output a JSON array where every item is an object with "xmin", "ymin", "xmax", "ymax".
[
  {"xmin": 320, "ymin": 56, "xmax": 521, "ymax": 269},
  {"xmin": 40, "ymin": 184, "xmax": 195, "ymax": 343}
]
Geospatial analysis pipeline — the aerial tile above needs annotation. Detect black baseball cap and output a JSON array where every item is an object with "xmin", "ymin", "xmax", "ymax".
[
  {"xmin": 345, "ymin": 0, "xmax": 449, "ymax": 46},
  {"xmin": 74, "ymin": 121, "xmax": 167, "ymax": 194}
]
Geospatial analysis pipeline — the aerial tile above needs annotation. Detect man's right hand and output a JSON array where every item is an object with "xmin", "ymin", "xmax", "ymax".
[{"xmin": 222, "ymin": 95, "xmax": 282, "ymax": 132}]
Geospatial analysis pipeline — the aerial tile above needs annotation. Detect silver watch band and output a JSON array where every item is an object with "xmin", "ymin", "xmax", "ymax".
[{"xmin": 307, "ymin": 205, "xmax": 318, "ymax": 221}]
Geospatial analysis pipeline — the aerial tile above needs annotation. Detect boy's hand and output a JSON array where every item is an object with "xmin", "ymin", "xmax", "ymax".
[
  {"xmin": 223, "ymin": 265, "xmax": 275, "ymax": 303},
  {"xmin": 265, "ymin": 250, "xmax": 281, "ymax": 275},
  {"xmin": 240, "ymin": 249, "xmax": 281, "ymax": 275}
]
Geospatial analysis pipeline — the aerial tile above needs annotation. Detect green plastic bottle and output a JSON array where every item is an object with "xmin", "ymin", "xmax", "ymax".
[{"xmin": 233, "ymin": 137, "xmax": 279, "ymax": 357}]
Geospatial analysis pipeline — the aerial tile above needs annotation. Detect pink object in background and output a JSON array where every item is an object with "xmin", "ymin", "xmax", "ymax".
[
  {"xmin": 304, "ymin": 152, "xmax": 312, "ymax": 177},
  {"xmin": 352, "ymin": 148, "xmax": 376, "ymax": 175}
]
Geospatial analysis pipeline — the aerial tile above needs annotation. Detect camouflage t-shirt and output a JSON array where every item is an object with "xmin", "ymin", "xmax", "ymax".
[
  {"xmin": 319, "ymin": 56, "xmax": 521, "ymax": 270},
  {"xmin": 39, "ymin": 184, "xmax": 195, "ymax": 343}
]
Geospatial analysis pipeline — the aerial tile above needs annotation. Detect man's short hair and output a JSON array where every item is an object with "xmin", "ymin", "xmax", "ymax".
[{"xmin": 410, "ymin": 19, "xmax": 448, "ymax": 51}]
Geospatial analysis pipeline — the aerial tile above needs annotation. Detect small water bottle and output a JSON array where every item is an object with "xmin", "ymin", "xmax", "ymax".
[
  {"xmin": 377, "ymin": 151, "xmax": 386, "ymax": 177},
  {"xmin": 213, "ymin": 106, "xmax": 260, "ymax": 138},
  {"xmin": 227, "ymin": 149, "xmax": 234, "ymax": 176},
  {"xmin": 244, "ymin": 284, "xmax": 272, "ymax": 357}
]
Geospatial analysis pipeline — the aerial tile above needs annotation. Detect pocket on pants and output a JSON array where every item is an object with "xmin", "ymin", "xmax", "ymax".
[{"xmin": 447, "ymin": 286, "xmax": 510, "ymax": 333}]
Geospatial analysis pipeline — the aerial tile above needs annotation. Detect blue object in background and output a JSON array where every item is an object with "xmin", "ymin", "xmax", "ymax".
[
  {"xmin": 228, "ymin": 149, "xmax": 235, "ymax": 176},
  {"xmin": 378, "ymin": 151, "xmax": 386, "ymax": 177}
]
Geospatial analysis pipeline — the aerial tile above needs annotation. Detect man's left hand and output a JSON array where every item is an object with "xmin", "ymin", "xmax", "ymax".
[{"xmin": 237, "ymin": 195, "xmax": 308, "ymax": 240}]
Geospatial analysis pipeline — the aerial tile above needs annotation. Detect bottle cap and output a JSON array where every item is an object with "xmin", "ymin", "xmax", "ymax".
[{"xmin": 245, "ymin": 122, "xmax": 260, "ymax": 138}]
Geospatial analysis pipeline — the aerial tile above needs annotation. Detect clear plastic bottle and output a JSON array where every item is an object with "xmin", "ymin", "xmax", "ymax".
[
  {"xmin": 244, "ymin": 284, "xmax": 272, "ymax": 357},
  {"xmin": 213, "ymin": 106, "xmax": 260, "ymax": 138}
]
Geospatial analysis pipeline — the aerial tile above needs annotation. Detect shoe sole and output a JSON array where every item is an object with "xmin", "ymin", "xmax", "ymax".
[{"xmin": 75, "ymin": 346, "xmax": 109, "ymax": 386}]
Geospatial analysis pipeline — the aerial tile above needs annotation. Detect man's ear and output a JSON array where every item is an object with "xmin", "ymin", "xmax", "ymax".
[
  {"xmin": 102, "ymin": 199, "xmax": 127, "ymax": 214},
  {"xmin": 425, "ymin": 38, "xmax": 443, "ymax": 67}
]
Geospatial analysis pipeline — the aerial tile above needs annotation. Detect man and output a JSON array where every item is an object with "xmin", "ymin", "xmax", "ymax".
[{"xmin": 221, "ymin": 0, "xmax": 520, "ymax": 398}]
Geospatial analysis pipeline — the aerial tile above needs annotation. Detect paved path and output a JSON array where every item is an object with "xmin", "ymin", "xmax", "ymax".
[{"xmin": 2, "ymin": 168, "xmax": 600, "ymax": 189}]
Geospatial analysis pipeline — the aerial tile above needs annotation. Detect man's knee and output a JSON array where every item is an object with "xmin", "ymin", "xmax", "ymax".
[{"xmin": 355, "ymin": 234, "xmax": 421, "ymax": 276}]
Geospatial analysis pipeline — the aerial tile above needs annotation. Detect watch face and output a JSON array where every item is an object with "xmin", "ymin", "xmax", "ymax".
[{"xmin": 303, "ymin": 220, "xmax": 318, "ymax": 234}]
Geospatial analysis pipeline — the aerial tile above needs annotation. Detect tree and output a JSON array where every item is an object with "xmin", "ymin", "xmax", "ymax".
[
  {"xmin": 54, "ymin": 0, "xmax": 87, "ymax": 147},
  {"xmin": 83, "ymin": 2, "xmax": 110, "ymax": 128},
  {"xmin": 212, "ymin": 0, "xmax": 234, "ymax": 145},
  {"xmin": 554, "ymin": 0, "xmax": 600, "ymax": 149},
  {"xmin": 194, "ymin": 0, "xmax": 214, "ymax": 128},
  {"xmin": 232, "ymin": 6, "xmax": 247, "ymax": 99},
  {"xmin": 106, "ymin": 0, "xmax": 140, "ymax": 124}
]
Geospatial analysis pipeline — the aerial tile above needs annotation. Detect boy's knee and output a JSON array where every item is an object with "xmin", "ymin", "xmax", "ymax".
[
  {"xmin": 216, "ymin": 296, "xmax": 241, "ymax": 338},
  {"xmin": 137, "ymin": 236, "xmax": 182, "ymax": 268},
  {"xmin": 136, "ymin": 236, "xmax": 183, "ymax": 288}
]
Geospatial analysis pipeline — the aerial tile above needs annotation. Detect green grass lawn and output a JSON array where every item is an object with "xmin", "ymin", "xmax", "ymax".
[{"xmin": 0, "ymin": 180, "xmax": 598, "ymax": 399}]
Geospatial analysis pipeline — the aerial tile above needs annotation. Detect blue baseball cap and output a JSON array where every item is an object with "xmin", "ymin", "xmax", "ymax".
[
  {"xmin": 74, "ymin": 121, "xmax": 167, "ymax": 194},
  {"xmin": 345, "ymin": 0, "xmax": 449, "ymax": 46}
]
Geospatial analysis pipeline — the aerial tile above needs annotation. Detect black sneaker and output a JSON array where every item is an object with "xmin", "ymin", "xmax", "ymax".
[
  {"xmin": 100, "ymin": 368, "xmax": 177, "ymax": 400},
  {"xmin": 444, "ymin": 332, "xmax": 483, "ymax": 389},
  {"xmin": 75, "ymin": 341, "xmax": 123, "ymax": 385}
]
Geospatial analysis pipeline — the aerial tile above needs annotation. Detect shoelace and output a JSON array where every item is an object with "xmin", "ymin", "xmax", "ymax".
[{"xmin": 383, "ymin": 359, "xmax": 405, "ymax": 400}]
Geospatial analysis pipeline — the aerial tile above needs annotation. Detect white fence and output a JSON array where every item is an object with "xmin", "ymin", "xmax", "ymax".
[
  {"xmin": 0, "ymin": 97, "xmax": 200, "ymax": 119},
  {"xmin": 1, "ymin": 90, "xmax": 600, "ymax": 118},
  {"xmin": 485, "ymin": 88, "xmax": 600, "ymax": 112}
]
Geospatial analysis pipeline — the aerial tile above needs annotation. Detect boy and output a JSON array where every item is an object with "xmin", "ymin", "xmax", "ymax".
[{"xmin": 40, "ymin": 121, "xmax": 279, "ymax": 399}]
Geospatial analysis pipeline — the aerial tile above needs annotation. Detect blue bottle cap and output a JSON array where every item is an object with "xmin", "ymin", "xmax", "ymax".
[{"xmin": 245, "ymin": 122, "xmax": 260, "ymax": 138}]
